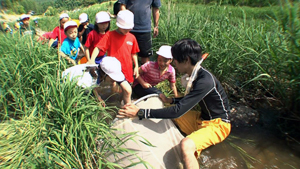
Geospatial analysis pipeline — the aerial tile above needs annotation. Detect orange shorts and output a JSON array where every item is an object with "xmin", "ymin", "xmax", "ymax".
[{"xmin": 173, "ymin": 110, "xmax": 231, "ymax": 158}]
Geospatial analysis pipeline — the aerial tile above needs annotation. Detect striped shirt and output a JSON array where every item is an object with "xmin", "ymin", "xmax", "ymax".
[{"xmin": 133, "ymin": 61, "xmax": 176, "ymax": 87}]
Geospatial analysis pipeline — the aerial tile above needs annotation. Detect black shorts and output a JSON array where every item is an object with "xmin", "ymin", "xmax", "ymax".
[
  {"xmin": 132, "ymin": 84, "xmax": 162, "ymax": 98},
  {"xmin": 131, "ymin": 32, "xmax": 153, "ymax": 58}
]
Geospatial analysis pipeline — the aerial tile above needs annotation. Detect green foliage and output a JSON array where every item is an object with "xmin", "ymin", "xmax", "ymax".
[
  {"xmin": 170, "ymin": 0, "xmax": 279, "ymax": 6},
  {"xmin": 153, "ymin": 1, "xmax": 299, "ymax": 136},
  {"xmin": 0, "ymin": 30, "xmax": 149, "ymax": 168}
]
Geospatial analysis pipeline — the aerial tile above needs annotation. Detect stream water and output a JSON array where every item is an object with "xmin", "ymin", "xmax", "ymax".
[
  {"xmin": 199, "ymin": 126, "xmax": 300, "ymax": 169},
  {"xmin": 98, "ymin": 86, "xmax": 300, "ymax": 169}
]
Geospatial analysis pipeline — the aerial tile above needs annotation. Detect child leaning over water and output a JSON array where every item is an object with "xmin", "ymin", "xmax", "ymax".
[
  {"xmin": 83, "ymin": 11, "xmax": 110, "ymax": 64},
  {"xmin": 91, "ymin": 56, "xmax": 132, "ymax": 107},
  {"xmin": 60, "ymin": 21, "xmax": 85, "ymax": 65},
  {"xmin": 132, "ymin": 45, "xmax": 178, "ymax": 98}
]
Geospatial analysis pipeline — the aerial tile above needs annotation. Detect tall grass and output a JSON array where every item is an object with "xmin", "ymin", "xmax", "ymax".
[
  {"xmin": 0, "ymin": 33, "xmax": 149, "ymax": 168},
  {"xmin": 154, "ymin": 1, "xmax": 300, "ymax": 137}
]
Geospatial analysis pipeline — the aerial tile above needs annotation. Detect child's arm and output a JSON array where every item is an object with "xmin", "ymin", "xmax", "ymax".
[
  {"xmin": 170, "ymin": 82, "xmax": 178, "ymax": 97},
  {"xmin": 78, "ymin": 25, "xmax": 87, "ymax": 38},
  {"xmin": 93, "ymin": 87, "xmax": 106, "ymax": 107},
  {"xmin": 132, "ymin": 53, "xmax": 139, "ymax": 79},
  {"xmin": 59, "ymin": 51, "xmax": 76, "ymax": 65},
  {"xmin": 88, "ymin": 47, "xmax": 100, "ymax": 64},
  {"xmin": 85, "ymin": 48, "xmax": 91, "ymax": 62},
  {"xmin": 136, "ymin": 68, "xmax": 152, "ymax": 88},
  {"xmin": 80, "ymin": 44, "xmax": 85, "ymax": 56},
  {"xmin": 48, "ymin": 38, "xmax": 55, "ymax": 48}
]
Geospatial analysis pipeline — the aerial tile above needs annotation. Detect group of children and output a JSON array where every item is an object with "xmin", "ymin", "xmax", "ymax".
[{"xmin": 55, "ymin": 10, "xmax": 178, "ymax": 105}]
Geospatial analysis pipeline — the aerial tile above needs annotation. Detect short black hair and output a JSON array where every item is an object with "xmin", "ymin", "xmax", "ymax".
[
  {"xmin": 171, "ymin": 38, "xmax": 202, "ymax": 66},
  {"xmin": 94, "ymin": 22, "xmax": 110, "ymax": 33}
]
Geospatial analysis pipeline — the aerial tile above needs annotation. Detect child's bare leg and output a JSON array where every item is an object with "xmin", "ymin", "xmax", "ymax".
[{"xmin": 119, "ymin": 81, "xmax": 132, "ymax": 104}]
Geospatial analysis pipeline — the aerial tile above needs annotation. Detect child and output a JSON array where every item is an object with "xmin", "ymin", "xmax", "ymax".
[
  {"xmin": 19, "ymin": 14, "xmax": 36, "ymax": 36},
  {"xmin": 1, "ymin": 22, "xmax": 12, "ymax": 34},
  {"xmin": 83, "ymin": 11, "xmax": 110, "ymax": 64},
  {"xmin": 92, "ymin": 56, "xmax": 130, "ymax": 107},
  {"xmin": 48, "ymin": 13, "xmax": 69, "ymax": 48},
  {"xmin": 78, "ymin": 13, "xmax": 94, "ymax": 45},
  {"xmin": 60, "ymin": 21, "xmax": 85, "ymax": 65},
  {"xmin": 132, "ymin": 45, "xmax": 178, "ymax": 98},
  {"xmin": 89, "ymin": 10, "xmax": 139, "ymax": 104}
]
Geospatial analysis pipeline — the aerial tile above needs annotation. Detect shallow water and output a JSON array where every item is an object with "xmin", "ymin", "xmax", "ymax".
[
  {"xmin": 199, "ymin": 126, "xmax": 300, "ymax": 169},
  {"xmin": 100, "ymin": 88, "xmax": 300, "ymax": 169}
]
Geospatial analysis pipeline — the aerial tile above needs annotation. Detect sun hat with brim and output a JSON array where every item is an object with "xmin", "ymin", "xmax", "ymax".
[
  {"xmin": 60, "ymin": 13, "xmax": 69, "ymax": 20},
  {"xmin": 100, "ymin": 57, "xmax": 125, "ymax": 82},
  {"xmin": 20, "ymin": 14, "xmax": 30, "ymax": 20},
  {"xmin": 96, "ymin": 11, "xmax": 111, "ymax": 23},
  {"xmin": 156, "ymin": 45, "xmax": 173, "ymax": 59},
  {"xmin": 64, "ymin": 21, "xmax": 78, "ymax": 31},
  {"xmin": 79, "ymin": 13, "xmax": 88, "ymax": 24},
  {"xmin": 116, "ymin": 10, "xmax": 134, "ymax": 29}
]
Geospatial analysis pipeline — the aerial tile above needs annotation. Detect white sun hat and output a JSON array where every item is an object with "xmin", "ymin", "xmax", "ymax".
[
  {"xmin": 100, "ymin": 57, "xmax": 125, "ymax": 82},
  {"xmin": 96, "ymin": 11, "xmax": 111, "ymax": 23},
  {"xmin": 64, "ymin": 21, "xmax": 78, "ymax": 31},
  {"xmin": 59, "ymin": 13, "xmax": 69, "ymax": 20},
  {"xmin": 116, "ymin": 10, "xmax": 134, "ymax": 29},
  {"xmin": 20, "ymin": 14, "xmax": 30, "ymax": 20},
  {"xmin": 156, "ymin": 45, "xmax": 173, "ymax": 59},
  {"xmin": 79, "ymin": 13, "xmax": 88, "ymax": 23}
]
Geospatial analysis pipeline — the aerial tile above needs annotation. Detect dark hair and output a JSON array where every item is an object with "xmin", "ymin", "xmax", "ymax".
[
  {"xmin": 171, "ymin": 38, "xmax": 202, "ymax": 66},
  {"xmin": 94, "ymin": 22, "xmax": 110, "ymax": 33}
]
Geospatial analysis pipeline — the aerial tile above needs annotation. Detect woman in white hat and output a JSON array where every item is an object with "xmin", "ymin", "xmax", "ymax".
[
  {"xmin": 83, "ymin": 11, "xmax": 111, "ymax": 64},
  {"xmin": 132, "ymin": 45, "xmax": 178, "ymax": 98}
]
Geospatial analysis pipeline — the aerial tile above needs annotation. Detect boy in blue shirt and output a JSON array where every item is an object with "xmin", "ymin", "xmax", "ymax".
[{"xmin": 60, "ymin": 21, "xmax": 85, "ymax": 65}]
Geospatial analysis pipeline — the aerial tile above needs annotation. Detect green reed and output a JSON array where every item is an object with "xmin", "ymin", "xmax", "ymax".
[
  {"xmin": 154, "ymin": 1, "xmax": 300, "ymax": 136},
  {"xmin": 0, "ymin": 28, "xmax": 149, "ymax": 168}
]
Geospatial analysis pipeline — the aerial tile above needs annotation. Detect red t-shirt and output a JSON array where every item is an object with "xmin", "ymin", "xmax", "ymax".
[
  {"xmin": 96, "ymin": 30, "xmax": 140, "ymax": 83},
  {"xmin": 50, "ymin": 26, "xmax": 67, "ymax": 44},
  {"xmin": 84, "ymin": 30, "xmax": 106, "ymax": 57}
]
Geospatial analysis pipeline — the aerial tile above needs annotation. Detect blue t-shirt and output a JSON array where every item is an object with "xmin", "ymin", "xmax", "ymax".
[
  {"xmin": 119, "ymin": 0, "xmax": 161, "ymax": 32},
  {"xmin": 60, "ymin": 37, "xmax": 81, "ymax": 60}
]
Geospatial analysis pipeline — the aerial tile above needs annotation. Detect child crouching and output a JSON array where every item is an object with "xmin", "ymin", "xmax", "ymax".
[
  {"xmin": 92, "ymin": 56, "xmax": 132, "ymax": 106},
  {"xmin": 132, "ymin": 45, "xmax": 178, "ymax": 98}
]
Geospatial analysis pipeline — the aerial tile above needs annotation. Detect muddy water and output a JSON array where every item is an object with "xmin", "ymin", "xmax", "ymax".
[
  {"xmin": 199, "ymin": 126, "xmax": 300, "ymax": 169},
  {"xmin": 100, "ymin": 88, "xmax": 300, "ymax": 169}
]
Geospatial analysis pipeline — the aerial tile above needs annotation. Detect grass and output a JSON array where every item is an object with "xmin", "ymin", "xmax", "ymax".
[{"xmin": 0, "ymin": 0, "xmax": 300, "ymax": 168}]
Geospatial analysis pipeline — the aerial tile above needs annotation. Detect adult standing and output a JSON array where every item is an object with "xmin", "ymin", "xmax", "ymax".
[
  {"xmin": 119, "ymin": 0, "xmax": 161, "ymax": 64},
  {"xmin": 118, "ymin": 38, "xmax": 231, "ymax": 169}
]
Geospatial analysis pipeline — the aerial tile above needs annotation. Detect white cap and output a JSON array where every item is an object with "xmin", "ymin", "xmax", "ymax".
[
  {"xmin": 100, "ymin": 57, "xmax": 125, "ymax": 82},
  {"xmin": 64, "ymin": 21, "xmax": 78, "ymax": 31},
  {"xmin": 20, "ymin": 14, "xmax": 30, "ymax": 20},
  {"xmin": 79, "ymin": 13, "xmax": 88, "ymax": 24},
  {"xmin": 116, "ymin": 10, "xmax": 134, "ymax": 29},
  {"xmin": 96, "ymin": 11, "xmax": 111, "ymax": 23},
  {"xmin": 156, "ymin": 45, "xmax": 173, "ymax": 59},
  {"xmin": 60, "ymin": 13, "xmax": 69, "ymax": 20}
]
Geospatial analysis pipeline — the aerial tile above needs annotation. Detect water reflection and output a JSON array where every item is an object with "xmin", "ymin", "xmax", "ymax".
[{"xmin": 199, "ymin": 126, "xmax": 300, "ymax": 169}]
